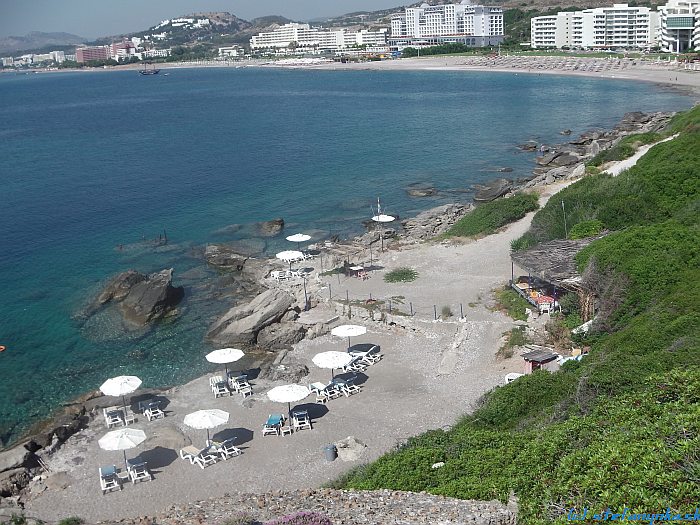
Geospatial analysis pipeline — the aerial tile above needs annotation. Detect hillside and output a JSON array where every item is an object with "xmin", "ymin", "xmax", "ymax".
[
  {"xmin": 335, "ymin": 106, "xmax": 700, "ymax": 523},
  {"xmin": 0, "ymin": 31, "xmax": 84, "ymax": 55}
]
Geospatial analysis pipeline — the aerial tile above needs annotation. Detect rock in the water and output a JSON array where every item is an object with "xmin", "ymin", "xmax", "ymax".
[
  {"xmin": 119, "ymin": 268, "xmax": 184, "ymax": 326},
  {"xmin": 256, "ymin": 218, "xmax": 284, "ymax": 237},
  {"xmin": 473, "ymin": 178, "xmax": 511, "ymax": 202},
  {"xmin": 406, "ymin": 187, "xmax": 437, "ymax": 197},
  {"xmin": 207, "ymin": 288, "xmax": 295, "ymax": 346},
  {"xmin": 97, "ymin": 270, "xmax": 147, "ymax": 305},
  {"xmin": 257, "ymin": 322, "xmax": 307, "ymax": 349},
  {"xmin": 559, "ymin": 129, "xmax": 572, "ymax": 135},
  {"xmin": 497, "ymin": 167, "xmax": 513, "ymax": 173},
  {"xmin": 335, "ymin": 436, "xmax": 367, "ymax": 462},
  {"xmin": 204, "ymin": 245, "xmax": 249, "ymax": 269},
  {"xmin": 517, "ymin": 141, "xmax": 538, "ymax": 151}
]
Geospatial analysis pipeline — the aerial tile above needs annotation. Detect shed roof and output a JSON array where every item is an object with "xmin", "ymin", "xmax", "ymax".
[
  {"xmin": 510, "ymin": 235, "xmax": 607, "ymax": 289},
  {"xmin": 521, "ymin": 345, "xmax": 558, "ymax": 363}
]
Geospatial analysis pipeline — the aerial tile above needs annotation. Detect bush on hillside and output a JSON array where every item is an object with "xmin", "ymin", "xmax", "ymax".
[{"xmin": 446, "ymin": 193, "xmax": 539, "ymax": 238}]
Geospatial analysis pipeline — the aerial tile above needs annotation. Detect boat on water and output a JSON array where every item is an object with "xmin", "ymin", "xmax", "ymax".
[{"xmin": 139, "ymin": 62, "xmax": 160, "ymax": 75}]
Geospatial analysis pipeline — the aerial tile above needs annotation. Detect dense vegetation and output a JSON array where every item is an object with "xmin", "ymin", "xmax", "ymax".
[
  {"xmin": 335, "ymin": 106, "xmax": 700, "ymax": 523},
  {"xmin": 384, "ymin": 267, "xmax": 418, "ymax": 283},
  {"xmin": 446, "ymin": 192, "xmax": 539, "ymax": 238}
]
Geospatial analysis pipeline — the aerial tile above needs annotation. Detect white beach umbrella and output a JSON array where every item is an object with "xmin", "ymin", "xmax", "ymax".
[
  {"xmin": 98, "ymin": 427, "xmax": 147, "ymax": 470},
  {"xmin": 267, "ymin": 384, "xmax": 310, "ymax": 418},
  {"xmin": 100, "ymin": 375, "xmax": 142, "ymax": 424},
  {"xmin": 371, "ymin": 214, "xmax": 396, "ymax": 252},
  {"xmin": 206, "ymin": 348, "xmax": 245, "ymax": 376},
  {"xmin": 286, "ymin": 233, "xmax": 311, "ymax": 250},
  {"xmin": 276, "ymin": 250, "xmax": 304, "ymax": 270},
  {"xmin": 183, "ymin": 409, "xmax": 229, "ymax": 444},
  {"xmin": 331, "ymin": 324, "xmax": 367, "ymax": 348},
  {"xmin": 312, "ymin": 351, "xmax": 354, "ymax": 379}
]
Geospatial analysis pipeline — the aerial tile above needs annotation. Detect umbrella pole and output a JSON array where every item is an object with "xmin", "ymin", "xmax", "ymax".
[
  {"xmin": 122, "ymin": 395, "xmax": 129, "ymax": 426},
  {"xmin": 206, "ymin": 429, "xmax": 211, "ymax": 446},
  {"xmin": 123, "ymin": 450, "xmax": 128, "ymax": 473}
]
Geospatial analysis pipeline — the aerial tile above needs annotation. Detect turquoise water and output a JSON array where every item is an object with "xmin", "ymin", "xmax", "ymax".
[{"xmin": 0, "ymin": 67, "xmax": 693, "ymax": 446}]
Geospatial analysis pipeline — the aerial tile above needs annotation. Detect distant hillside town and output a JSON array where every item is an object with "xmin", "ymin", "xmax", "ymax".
[{"xmin": 2, "ymin": 0, "xmax": 699, "ymax": 69}]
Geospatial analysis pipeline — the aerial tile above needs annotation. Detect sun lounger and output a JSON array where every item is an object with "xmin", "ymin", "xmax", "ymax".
[
  {"xmin": 350, "ymin": 345, "xmax": 382, "ymax": 366},
  {"xmin": 142, "ymin": 400, "xmax": 165, "ymax": 421},
  {"xmin": 337, "ymin": 375, "xmax": 361, "ymax": 397},
  {"xmin": 341, "ymin": 355, "xmax": 368, "ymax": 373},
  {"xmin": 291, "ymin": 410, "xmax": 312, "ymax": 431},
  {"xmin": 103, "ymin": 407, "xmax": 124, "ymax": 428},
  {"xmin": 99, "ymin": 465, "xmax": 121, "ymax": 494},
  {"xmin": 271, "ymin": 270, "xmax": 289, "ymax": 282},
  {"xmin": 309, "ymin": 382, "xmax": 340, "ymax": 404},
  {"xmin": 179, "ymin": 445, "xmax": 218, "ymax": 469},
  {"xmin": 126, "ymin": 456, "xmax": 152, "ymax": 484},
  {"xmin": 210, "ymin": 375, "xmax": 230, "ymax": 398},
  {"xmin": 262, "ymin": 413, "xmax": 285, "ymax": 436},
  {"xmin": 228, "ymin": 374, "xmax": 253, "ymax": 397},
  {"xmin": 211, "ymin": 438, "xmax": 242, "ymax": 460}
]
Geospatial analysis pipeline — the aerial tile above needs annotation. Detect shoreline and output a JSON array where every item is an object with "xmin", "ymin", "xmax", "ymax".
[
  {"xmin": 4, "ymin": 108, "xmax": 680, "ymax": 520},
  {"xmin": 7, "ymin": 54, "xmax": 699, "ymax": 96}
]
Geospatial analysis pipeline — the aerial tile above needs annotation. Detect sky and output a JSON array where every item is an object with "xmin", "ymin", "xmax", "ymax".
[{"xmin": 0, "ymin": 0, "xmax": 405, "ymax": 39}]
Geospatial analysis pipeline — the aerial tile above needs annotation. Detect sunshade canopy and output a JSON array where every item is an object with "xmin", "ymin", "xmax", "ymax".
[
  {"xmin": 183, "ymin": 409, "xmax": 229, "ymax": 430},
  {"xmin": 267, "ymin": 384, "xmax": 310, "ymax": 404},
  {"xmin": 100, "ymin": 376, "xmax": 142, "ymax": 397},
  {"xmin": 98, "ymin": 428, "xmax": 147, "ymax": 452},
  {"xmin": 286, "ymin": 233, "xmax": 311, "ymax": 243},
  {"xmin": 312, "ymin": 351, "xmax": 353, "ymax": 370},
  {"xmin": 206, "ymin": 348, "xmax": 244, "ymax": 365},
  {"xmin": 331, "ymin": 325, "xmax": 367, "ymax": 338}
]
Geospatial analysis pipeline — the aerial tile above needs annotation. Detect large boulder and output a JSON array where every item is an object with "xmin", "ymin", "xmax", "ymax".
[
  {"xmin": 335, "ymin": 436, "xmax": 367, "ymax": 462},
  {"xmin": 207, "ymin": 288, "xmax": 295, "ymax": 345},
  {"xmin": 256, "ymin": 218, "xmax": 284, "ymax": 237},
  {"xmin": 119, "ymin": 268, "xmax": 184, "ymax": 326},
  {"xmin": 97, "ymin": 270, "xmax": 146, "ymax": 305},
  {"xmin": 474, "ymin": 178, "xmax": 511, "ymax": 202},
  {"xmin": 257, "ymin": 322, "xmax": 307, "ymax": 349},
  {"xmin": 401, "ymin": 203, "xmax": 470, "ymax": 240},
  {"xmin": 0, "ymin": 446, "xmax": 30, "ymax": 474}
]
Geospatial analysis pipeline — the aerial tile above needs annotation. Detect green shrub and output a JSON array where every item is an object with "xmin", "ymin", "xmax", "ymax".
[
  {"xmin": 441, "ymin": 305, "xmax": 453, "ymax": 319},
  {"xmin": 384, "ymin": 267, "xmax": 418, "ymax": 283},
  {"xmin": 568, "ymin": 219, "xmax": 604, "ymax": 239},
  {"xmin": 494, "ymin": 287, "xmax": 532, "ymax": 321},
  {"xmin": 586, "ymin": 131, "xmax": 662, "ymax": 168},
  {"xmin": 58, "ymin": 519, "xmax": 84, "ymax": 525},
  {"xmin": 446, "ymin": 193, "xmax": 539, "ymax": 238}
]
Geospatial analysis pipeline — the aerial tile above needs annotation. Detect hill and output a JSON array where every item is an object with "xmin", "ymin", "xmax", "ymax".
[{"xmin": 0, "ymin": 31, "xmax": 84, "ymax": 55}]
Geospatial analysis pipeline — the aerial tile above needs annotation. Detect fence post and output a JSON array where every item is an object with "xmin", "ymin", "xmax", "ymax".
[
  {"xmin": 389, "ymin": 300, "xmax": 392, "ymax": 313},
  {"xmin": 329, "ymin": 283, "xmax": 332, "ymax": 300},
  {"xmin": 460, "ymin": 303, "xmax": 464, "ymax": 319},
  {"xmin": 410, "ymin": 302, "xmax": 413, "ymax": 316},
  {"xmin": 346, "ymin": 290, "xmax": 349, "ymax": 304},
  {"xmin": 369, "ymin": 293, "xmax": 372, "ymax": 301},
  {"xmin": 434, "ymin": 305, "xmax": 437, "ymax": 320}
]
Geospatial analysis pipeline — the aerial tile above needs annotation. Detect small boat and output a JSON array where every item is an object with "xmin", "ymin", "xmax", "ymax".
[{"xmin": 139, "ymin": 62, "xmax": 160, "ymax": 75}]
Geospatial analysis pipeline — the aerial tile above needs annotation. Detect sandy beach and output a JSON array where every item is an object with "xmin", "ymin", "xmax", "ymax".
[{"xmin": 20, "ymin": 180, "xmax": 581, "ymax": 522}]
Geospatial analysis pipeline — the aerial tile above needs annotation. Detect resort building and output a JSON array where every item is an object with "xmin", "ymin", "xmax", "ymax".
[
  {"xmin": 249, "ymin": 23, "xmax": 388, "ymax": 54},
  {"xmin": 218, "ymin": 45, "xmax": 245, "ymax": 58},
  {"xmin": 390, "ymin": 1, "xmax": 504, "ymax": 48},
  {"xmin": 530, "ymin": 4, "xmax": 659, "ymax": 50},
  {"xmin": 76, "ymin": 45, "xmax": 111, "ymax": 63},
  {"xmin": 657, "ymin": 0, "xmax": 700, "ymax": 52}
]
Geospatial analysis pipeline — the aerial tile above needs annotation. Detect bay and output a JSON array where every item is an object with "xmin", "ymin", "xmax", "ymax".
[{"xmin": 0, "ymin": 67, "xmax": 692, "ymax": 446}]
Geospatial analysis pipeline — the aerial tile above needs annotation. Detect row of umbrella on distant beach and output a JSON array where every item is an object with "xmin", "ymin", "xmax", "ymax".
[{"xmin": 97, "ymin": 324, "xmax": 368, "ymax": 470}]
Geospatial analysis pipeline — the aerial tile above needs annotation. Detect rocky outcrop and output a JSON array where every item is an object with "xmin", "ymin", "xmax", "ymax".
[
  {"xmin": 119, "ymin": 269, "xmax": 184, "ymax": 326},
  {"xmin": 406, "ymin": 186, "xmax": 437, "ymax": 197},
  {"xmin": 474, "ymin": 178, "xmax": 512, "ymax": 202},
  {"xmin": 257, "ymin": 322, "xmax": 307, "ymax": 349},
  {"xmin": 97, "ymin": 270, "xmax": 146, "ymax": 305},
  {"xmin": 401, "ymin": 203, "xmax": 472, "ymax": 241},
  {"xmin": 335, "ymin": 435, "xmax": 367, "ymax": 462},
  {"xmin": 256, "ymin": 218, "xmax": 284, "ymax": 237},
  {"xmin": 207, "ymin": 288, "xmax": 296, "ymax": 346}
]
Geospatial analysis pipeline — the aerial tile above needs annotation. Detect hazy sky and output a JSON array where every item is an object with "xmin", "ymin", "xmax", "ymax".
[{"xmin": 0, "ymin": 0, "xmax": 405, "ymax": 39}]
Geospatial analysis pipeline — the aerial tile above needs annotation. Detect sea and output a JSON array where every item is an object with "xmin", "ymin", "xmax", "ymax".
[{"xmin": 0, "ymin": 66, "xmax": 693, "ymax": 446}]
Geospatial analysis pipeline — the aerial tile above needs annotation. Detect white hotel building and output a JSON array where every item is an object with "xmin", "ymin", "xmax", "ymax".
[
  {"xmin": 658, "ymin": 0, "xmax": 700, "ymax": 52},
  {"xmin": 531, "ymin": 4, "xmax": 659, "ymax": 50},
  {"xmin": 250, "ymin": 23, "xmax": 388, "ymax": 53},
  {"xmin": 390, "ymin": 1, "xmax": 504, "ymax": 47}
]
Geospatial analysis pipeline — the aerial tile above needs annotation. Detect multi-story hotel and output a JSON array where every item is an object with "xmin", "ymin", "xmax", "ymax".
[
  {"xmin": 75, "ymin": 45, "xmax": 111, "ymax": 63},
  {"xmin": 250, "ymin": 23, "xmax": 388, "ymax": 53},
  {"xmin": 531, "ymin": 4, "xmax": 659, "ymax": 50},
  {"xmin": 657, "ymin": 0, "xmax": 700, "ymax": 52},
  {"xmin": 390, "ymin": 1, "xmax": 504, "ymax": 48}
]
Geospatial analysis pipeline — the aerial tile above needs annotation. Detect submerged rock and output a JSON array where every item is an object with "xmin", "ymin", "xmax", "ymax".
[
  {"xmin": 256, "ymin": 218, "xmax": 284, "ymax": 237},
  {"xmin": 204, "ymin": 244, "xmax": 250, "ymax": 270}
]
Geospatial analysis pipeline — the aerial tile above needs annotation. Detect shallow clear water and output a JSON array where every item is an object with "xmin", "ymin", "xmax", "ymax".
[{"xmin": 0, "ymin": 67, "xmax": 692, "ymax": 445}]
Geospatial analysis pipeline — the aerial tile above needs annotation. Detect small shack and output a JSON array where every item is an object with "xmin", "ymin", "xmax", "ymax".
[
  {"xmin": 521, "ymin": 345, "xmax": 559, "ymax": 374},
  {"xmin": 510, "ymin": 235, "xmax": 606, "ymax": 321}
]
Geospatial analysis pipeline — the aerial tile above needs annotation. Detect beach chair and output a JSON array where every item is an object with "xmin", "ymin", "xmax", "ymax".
[
  {"xmin": 126, "ymin": 456, "xmax": 152, "ymax": 484},
  {"xmin": 338, "ymin": 375, "xmax": 361, "ymax": 397},
  {"xmin": 309, "ymin": 382, "xmax": 339, "ymax": 404},
  {"xmin": 228, "ymin": 374, "xmax": 253, "ymax": 397},
  {"xmin": 211, "ymin": 438, "xmax": 242, "ymax": 460},
  {"xmin": 262, "ymin": 413, "xmax": 284, "ymax": 436},
  {"xmin": 179, "ymin": 445, "xmax": 218, "ymax": 469},
  {"xmin": 103, "ymin": 407, "xmax": 123, "ymax": 428},
  {"xmin": 291, "ymin": 410, "xmax": 312, "ymax": 431},
  {"xmin": 351, "ymin": 345, "xmax": 383, "ymax": 367},
  {"xmin": 99, "ymin": 465, "xmax": 121, "ymax": 495},
  {"xmin": 271, "ymin": 270, "xmax": 288, "ymax": 282},
  {"xmin": 341, "ymin": 355, "xmax": 368, "ymax": 373},
  {"xmin": 138, "ymin": 399, "xmax": 165, "ymax": 421},
  {"xmin": 210, "ymin": 376, "xmax": 230, "ymax": 398}
]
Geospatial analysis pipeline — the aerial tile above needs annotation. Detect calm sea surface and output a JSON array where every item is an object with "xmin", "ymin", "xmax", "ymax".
[{"xmin": 0, "ymin": 67, "xmax": 693, "ymax": 445}]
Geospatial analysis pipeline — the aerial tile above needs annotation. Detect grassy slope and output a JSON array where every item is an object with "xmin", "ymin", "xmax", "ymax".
[{"xmin": 335, "ymin": 106, "xmax": 700, "ymax": 523}]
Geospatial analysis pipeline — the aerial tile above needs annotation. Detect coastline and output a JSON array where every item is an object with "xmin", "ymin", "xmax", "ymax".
[
  {"xmin": 6, "ymin": 54, "xmax": 700, "ymax": 95},
  {"xmin": 5, "ymin": 107, "xmax": 680, "ymax": 521}
]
